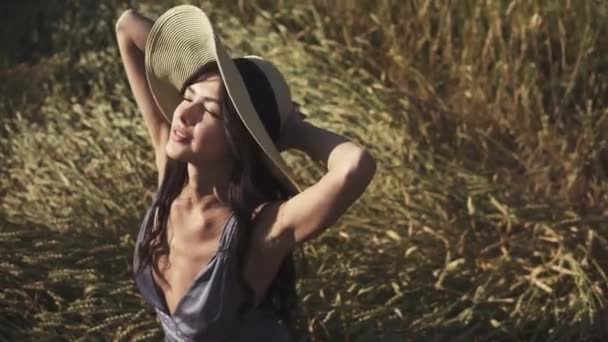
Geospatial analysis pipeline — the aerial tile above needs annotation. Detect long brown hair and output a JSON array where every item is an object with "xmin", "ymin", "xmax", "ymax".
[{"xmin": 134, "ymin": 60, "xmax": 299, "ymax": 334}]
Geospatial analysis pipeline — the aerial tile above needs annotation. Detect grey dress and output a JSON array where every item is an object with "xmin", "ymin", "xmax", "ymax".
[{"xmin": 132, "ymin": 204, "xmax": 293, "ymax": 342}]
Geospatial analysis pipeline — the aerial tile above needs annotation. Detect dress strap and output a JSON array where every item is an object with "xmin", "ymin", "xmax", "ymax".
[{"xmin": 217, "ymin": 212, "xmax": 238, "ymax": 252}]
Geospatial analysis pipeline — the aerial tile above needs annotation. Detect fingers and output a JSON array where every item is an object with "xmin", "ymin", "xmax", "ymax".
[{"xmin": 292, "ymin": 101, "xmax": 308, "ymax": 119}]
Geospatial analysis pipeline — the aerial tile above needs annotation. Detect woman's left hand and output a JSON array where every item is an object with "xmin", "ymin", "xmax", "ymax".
[{"xmin": 277, "ymin": 103, "xmax": 307, "ymax": 152}]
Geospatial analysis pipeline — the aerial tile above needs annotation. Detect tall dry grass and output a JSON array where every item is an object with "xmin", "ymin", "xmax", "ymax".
[{"xmin": 1, "ymin": 0, "xmax": 607, "ymax": 341}]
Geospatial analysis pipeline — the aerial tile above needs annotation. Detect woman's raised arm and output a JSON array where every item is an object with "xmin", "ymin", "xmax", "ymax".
[
  {"xmin": 271, "ymin": 113, "xmax": 377, "ymax": 250},
  {"xmin": 115, "ymin": 9, "xmax": 170, "ymax": 186}
]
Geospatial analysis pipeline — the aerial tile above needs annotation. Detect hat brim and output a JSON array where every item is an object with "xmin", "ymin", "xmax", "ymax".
[{"xmin": 145, "ymin": 5, "xmax": 302, "ymax": 196}]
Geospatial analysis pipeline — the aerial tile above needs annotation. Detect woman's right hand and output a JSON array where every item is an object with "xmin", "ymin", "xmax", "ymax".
[{"xmin": 115, "ymin": 9, "xmax": 154, "ymax": 52}]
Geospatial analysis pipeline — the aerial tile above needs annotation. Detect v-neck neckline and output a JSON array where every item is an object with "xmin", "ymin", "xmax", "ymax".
[{"xmin": 149, "ymin": 211, "xmax": 236, "ymax": 318}]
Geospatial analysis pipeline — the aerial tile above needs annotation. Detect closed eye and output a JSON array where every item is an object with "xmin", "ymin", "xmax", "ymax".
[{"xmin": 182, "ymin": 95, "xmax": 220, "ymax": 118}]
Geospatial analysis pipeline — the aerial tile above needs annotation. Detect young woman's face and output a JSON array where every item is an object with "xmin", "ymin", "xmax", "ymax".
[{"xmin": 165, "ymin": 71, "xmax": 231, "ymax": 163}]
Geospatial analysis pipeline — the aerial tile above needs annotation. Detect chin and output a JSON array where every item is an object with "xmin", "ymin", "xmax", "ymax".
[{"xmin": 165, "ymin": 143, "xmax": 191, "ymax": 162}]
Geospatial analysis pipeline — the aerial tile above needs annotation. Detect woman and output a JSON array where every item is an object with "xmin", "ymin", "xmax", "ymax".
[{"xmin": 116, "ymin": 5, "xmax": 376, "ymax": 341}]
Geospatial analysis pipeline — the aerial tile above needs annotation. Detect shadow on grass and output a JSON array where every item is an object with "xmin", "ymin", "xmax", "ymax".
[
  {"xmin": 403, "ymin": 310, "xmax": 608, "ymax": 342},
  {"xmin": 0, "ymin": 214, "xmax": 162, "ymax": 341}
]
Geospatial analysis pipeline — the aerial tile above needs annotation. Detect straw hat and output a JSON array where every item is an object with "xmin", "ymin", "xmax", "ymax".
[{"xmin": 145, "ymin": 5, "xmax": 303, "ymax": 196}]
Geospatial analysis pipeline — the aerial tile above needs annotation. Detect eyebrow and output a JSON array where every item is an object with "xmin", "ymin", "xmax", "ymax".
[{"xmin": 185, "ymin": 86, "xmax": 220, "ymax": 104}]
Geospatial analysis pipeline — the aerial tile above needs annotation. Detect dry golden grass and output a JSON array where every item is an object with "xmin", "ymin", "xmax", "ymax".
[{"xmin": 1, "ymin": 0, "xmax": 607, "ymax": 341}]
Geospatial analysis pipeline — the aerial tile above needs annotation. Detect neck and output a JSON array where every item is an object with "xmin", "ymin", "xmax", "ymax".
[{"xmin": 177, "ymin": 157, "xmax": 234, "ymax": 210}]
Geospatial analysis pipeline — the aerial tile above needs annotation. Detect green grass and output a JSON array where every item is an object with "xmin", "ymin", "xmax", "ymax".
[{"xmin": 1, "ymin": 0, "xmax": 607, "ymax": 341}]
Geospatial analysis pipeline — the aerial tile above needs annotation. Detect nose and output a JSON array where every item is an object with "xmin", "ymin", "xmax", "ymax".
[{"xmin": 176, "ymin": 102, "xmax": 201, "ymax": 127}]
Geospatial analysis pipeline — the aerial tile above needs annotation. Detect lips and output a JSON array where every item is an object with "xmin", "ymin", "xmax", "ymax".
[{"xmin": 172, "ymin": 128, "xmax": 191, "ymax": 142}]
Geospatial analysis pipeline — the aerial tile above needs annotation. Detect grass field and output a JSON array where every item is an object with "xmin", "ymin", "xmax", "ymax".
[{"xmin": 1, "ymin": 0, "xmax": 607, "ymax": 341}]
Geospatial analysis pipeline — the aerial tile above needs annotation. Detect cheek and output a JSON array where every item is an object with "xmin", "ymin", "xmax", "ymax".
[{"xmin": 191, "ymin": 122, "xmax": 229, "ymax": 154}]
